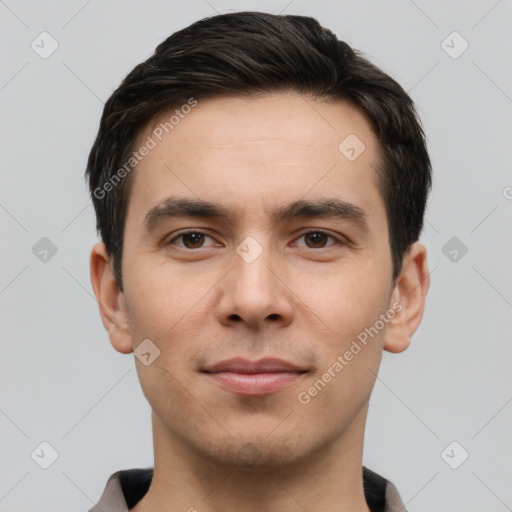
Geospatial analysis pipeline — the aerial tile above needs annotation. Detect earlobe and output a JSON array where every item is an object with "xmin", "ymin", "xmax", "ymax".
[
  {"xmin": 383, "ymin": 242, "xmax": 430, "ymax": 354},
  {"xmin": 89, "ymin": 242, "xmax": 134, "ymax": 354}
]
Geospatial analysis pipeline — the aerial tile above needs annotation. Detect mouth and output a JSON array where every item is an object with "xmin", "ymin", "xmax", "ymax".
[{"xmin": 201, "ymin": 357, "xmax": 308, "ymax": 396}]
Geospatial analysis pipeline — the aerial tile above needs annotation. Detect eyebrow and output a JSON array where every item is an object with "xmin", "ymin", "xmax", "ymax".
[{"xmin": 143, "ymin": 196, "xmax": 370, "ymax": 234}]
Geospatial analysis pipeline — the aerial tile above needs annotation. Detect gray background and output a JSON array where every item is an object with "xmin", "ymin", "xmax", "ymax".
[{"xmin": 1, "ymin": 0, "xmax": 511, "ymax": 511}]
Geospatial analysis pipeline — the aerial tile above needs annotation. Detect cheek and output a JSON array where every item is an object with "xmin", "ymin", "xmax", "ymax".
[
  {"xmin": 290, "ymin": 261, "xmax": 390, "ymax": 348},
  {"xmin": 125, "ymin": 261, "xmax": 214, "ymax": 340},
  {"xmin": 136, "ymin": 356, "xmax": 198, "ymax": 428},
  {"xmin": 289, "ymin": 261, "xmax": 389, "ymax": 410},
  {"xmin": 296, "ymin": 312, "xmax": 384, "ymax": 420},
  {"xmin": 301, "ymin": 351, "xmax": 381, "ymax": 431}
]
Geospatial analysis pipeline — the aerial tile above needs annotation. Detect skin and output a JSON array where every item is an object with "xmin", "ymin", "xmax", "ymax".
[{"xmin": 90, "ymin": 91, "xmax": 429, "ymax": 512}]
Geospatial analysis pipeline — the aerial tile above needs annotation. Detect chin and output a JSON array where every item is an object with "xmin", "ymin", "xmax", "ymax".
[{"xmin": 196, "ymin": 431, "xmax": 314, "ymax": 472}]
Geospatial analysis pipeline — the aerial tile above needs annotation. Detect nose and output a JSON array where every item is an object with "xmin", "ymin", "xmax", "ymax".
[{"xmin": 215, "ymin": 238, "xmax": 294, "ymax": 331}]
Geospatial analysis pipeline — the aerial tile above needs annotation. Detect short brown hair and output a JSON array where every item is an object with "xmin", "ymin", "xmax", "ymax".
[{"xmin": 85, "ymin": 11, "xmax": 432, "ymax": 291}]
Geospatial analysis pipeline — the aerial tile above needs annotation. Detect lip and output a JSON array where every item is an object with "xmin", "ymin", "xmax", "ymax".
[
  {"xmin": 203, "ymin": 357, "xmax": 305, "ymax": 374},
  {"xmin": 202, "ymin": 358, "xmax": 307, "ymax": 396}
]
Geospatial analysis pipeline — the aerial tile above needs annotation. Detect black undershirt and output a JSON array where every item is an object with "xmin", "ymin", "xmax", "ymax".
[{"xmin": 120, "ymin": 466, "xmax": 386, "ymax": 512}]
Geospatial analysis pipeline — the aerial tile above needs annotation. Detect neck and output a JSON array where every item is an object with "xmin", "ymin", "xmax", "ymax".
[{"xmin": 132, "ymin": 407, "xmax": 372, "ymax": 512}]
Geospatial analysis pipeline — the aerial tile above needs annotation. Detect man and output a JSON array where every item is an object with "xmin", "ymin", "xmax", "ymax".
[{"xmin": 86, "ymin": 11, "xmax": 431, "ymax": 512}]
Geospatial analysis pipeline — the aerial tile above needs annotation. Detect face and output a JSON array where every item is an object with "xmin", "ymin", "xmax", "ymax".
[{"xmin": 98, "ymin": 91, "xmax": 410, "ymax": 469}]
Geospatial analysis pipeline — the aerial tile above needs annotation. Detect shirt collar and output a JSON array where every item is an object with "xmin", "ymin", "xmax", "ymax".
[{"xmin": 89, "ymin": 466, "xmax": 407, "ymax": 512}]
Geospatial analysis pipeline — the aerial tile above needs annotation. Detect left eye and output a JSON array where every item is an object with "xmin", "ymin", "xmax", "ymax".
[
  {"xmin": 167, "ymin": 230, "xmax": 340, "ymax": 250},
  {"xmin": 294, "ymin": 230, "xmax": 339, "ymax": 249}
]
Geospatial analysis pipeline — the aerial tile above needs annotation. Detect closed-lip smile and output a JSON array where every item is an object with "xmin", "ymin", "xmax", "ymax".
[{"xmin": 202, "ymin": 357, "xmax": 308, "ymax": 395}]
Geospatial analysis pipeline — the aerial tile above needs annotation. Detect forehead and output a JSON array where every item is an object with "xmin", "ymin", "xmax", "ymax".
[
  {"xmin": 127, "ymin": 91, "xmax": 384, "ymax": 230},
  {"xmin": 144, "ymin": 92, "xmax": 378, "ymax": 158}
]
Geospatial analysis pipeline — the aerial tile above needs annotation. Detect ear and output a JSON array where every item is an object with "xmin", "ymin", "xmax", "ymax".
[
  {"xmin": 89, "ymin": 242, "xmax": 134, "ymax": 354},
  {"xmin": 383, "ymin": 242, "xmax": 430, "ymax": 353}
]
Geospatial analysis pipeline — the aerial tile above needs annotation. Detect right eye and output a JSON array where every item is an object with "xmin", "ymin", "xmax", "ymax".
[{"xmin": 166, "ymin": 230, "xmax": 219, "ymax": 250}]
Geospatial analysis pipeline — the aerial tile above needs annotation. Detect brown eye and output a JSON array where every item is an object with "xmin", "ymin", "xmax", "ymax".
[
  {"xmin": 168, "ymin": 231, "xmax": 216, "ymax": 249},
  {"xmin": 181, "ymin": 232, "xmax": 205, "ymax": 248},
  {"xmin": 304, "ymin": 231, "xmax": 329, "ymax": 248},
  {"xmin": 296, "ymin": 230, "xmax": 339, "ymax": 249}
]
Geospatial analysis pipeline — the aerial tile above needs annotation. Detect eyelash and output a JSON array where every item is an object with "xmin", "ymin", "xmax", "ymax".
[{"xmin": 166, "ymin": 229, "xmax": 344, "ymax": 250}]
